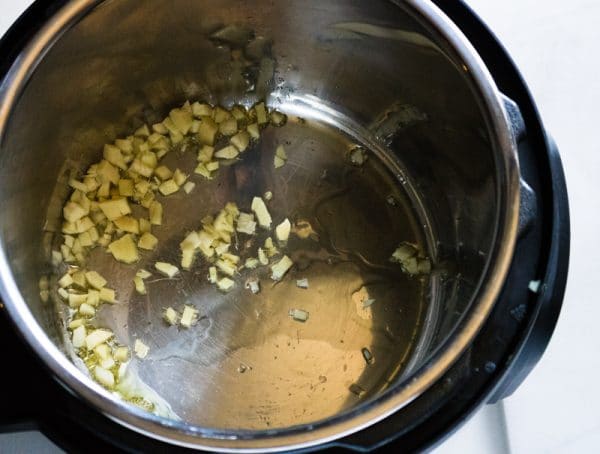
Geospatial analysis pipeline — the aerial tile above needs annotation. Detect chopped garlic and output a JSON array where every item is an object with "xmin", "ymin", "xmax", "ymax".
[
  {"xmin": 206, "ymin": 161, "xmax": 220, "ymax": 172},
  {"xmin": 264, "ymin": 191, "xmax": 273, "ymax": 201},
  {"xmin": 349, "ymin": 146, "xmax": 367, "ymax": 166},
  {"xmin": 197, "ymin": 145, "xmax": 214, "ymax": 163},
  {"xmin": 236, "ymin": 212, "xmax": 256, "ymax": 235},
  {"xmin": 113, "ymin": 346, "xmax": 129, "ymax": 362},
  {"xmin": 68, "ymin": 318, "xmax": 85, "ymax": 330},
  {"xmin": 181, "ymin": 249, "xmax": 195, "ymax": 269},
  {"xmin": 138, "ymin": 232, "xmax": 158, "ymax": 251},
  {"xmin": 275, "ymin": 218, "xmax": 291, "ymax": 242},
  {"xmin": 58, "ymin": 288, "xmax": 69, "ymax": 300},
  {"xmin": 134, "ymin": 339, "xmax": 149, "ymax": 359},
  {"xmin": 94, "ymin": 343, "xmax": 111, "ymax": 360},
  {"xmin": 251, "ymin": 197, "xmax": 272, "ymax": 229},
  {"xmin": 208, "ymin": 266, "xmax": 218, "ymax": 284},
  {"xmin": 245, "ymin": 278, "xmax": 260, "ymax": 294},
  {"xmin": 103, "ymin": 144, "xmax": 127, "ymax": 170},
  {"xmin": 289, "ymin": 308, "xmax": 309, "ymax": 322},
  {"xmin": 244, "ymin": 257, "xmax": 259, "ymax": 269},
  {"xmin": 108, "ymin": 234, "xmax": 139, "ymax": 264},
  {"xmin": 217, "ymin": 277, "xmax": 235, "ymax": 292},
  {"xmin": 255, "ymin": 102, "xmax": 268, "ymax": 125},
  {"xmin": 219, "ymin": 118, "xmax": 238, "ymax": 136},
  {"xmin": 133, "ymin": 276, "xmax": 146, "ymax": 295},
  {"xmin": 87, "ymin": 290, "xmax": 100, "ymax": 306},
  {"xmin": 72, "ymin": 325, "xmax": 86, "ymax": 348},
  {"xmin": 164, "ymin": 307, "xmax": 178, "ymax": 325},
  {"xmin": 155, "ymin": 262, "xmax": 179, "ymax": 278},
  {"xmin": 258, "ymin": 248, "xmax": 268, "ymax": 265},
  {"xmin": 198, "ymin": 118, "xmax": 219, "ymax": 145},
  {"xmin": 183, "ymin": 181, "xmax": 196, "ymax": 194},
  {"xmin": 86, "ymin": 328, "xmax": 114, "ymax": 350},
  {"xmin": 94, "ymin": 366, "xmax": 115, "ymax": 388},
  {"xmin": 296, "ymin": 278, "xmax": 309, "ymax": 289},
  {"xmin": 118, "ymin": 179, "xmax": 134, "ymax": 196},
  {"xmin": 214, "ymin": 145, "xmax": 239, "ymax": 160},
  {"xmin": 216, "ymin": 259, "xmax": 237, "ymax": 277},
  {"xmin": 270, "ymin": 110, "xmax": 287, "ymax": 126},
  {"xmin": 79, "ymin": 302, "xmax": 96, "ymax": 317},
  {"xmin": 271, "ymin": 255, "xmax": 293, "ymax": 281},
  {"xmin": 180, "ymin": 305, "xmax": 199, "ymax": 328}
]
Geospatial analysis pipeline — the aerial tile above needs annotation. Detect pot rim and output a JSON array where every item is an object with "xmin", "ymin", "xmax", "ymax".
[{"xmin": 0, "ymin": 0, "xmax": 519, "ymax": 451}]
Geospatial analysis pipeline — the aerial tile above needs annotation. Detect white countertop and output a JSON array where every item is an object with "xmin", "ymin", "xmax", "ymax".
[{"xmin": 1, "ymin": 1, "xmax": 597, "ymax": 453}]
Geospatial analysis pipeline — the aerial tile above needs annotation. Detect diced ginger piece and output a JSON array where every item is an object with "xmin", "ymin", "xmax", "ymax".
[
  {"xmin": 115, "ymin": 138, "xmax": 133, "ymax": 153},
  {"xmin": 58, "ymin": 273, "xmax": 74, "ymax": 288},
  {"xmin": 219, "ymin": 118, "xmax": 238, "ymax": 136},
  {"xmin": 85, "ymin": 271, "xmax": 107, "ymax": 289},
  {"xmin": 159, "ymin": 179, "xmax": 179, "ymax": 196},
  {"xmin": 86, "ymin": 328, "xmax": 114, "ymax": 350},
  {"xmin": 180, "ymin": 305, "xmax": 199, "ymax": 328},
  {"xmin": 164, "ymin": 307, "xmax": 178, "ymax": 325},
  {"xmin": 183, "ymin": 181, "xmax": 196, "ymax": 194},
  {"xmin": 213, "ymin": 107, "xmax": 232, "ymax": 123},
  {"xmin": 114, "ymin": 216, "xmax": 139, "ymax": 234},
  {"xmin": 113, "ymin": 346, "xmax": 129, "ymax": 362},
  {"xmin": 192, "ymin": 102, "xmax": 212, "ymax": 118},
  {"xmin": 214, "ymin": 145, "xmax": 239, "ymax": 160},
  {"xmin": 197, "ymin": 145, "xmax": 214, "ymax": 163},
  {"xmin": 138, "ymin": 232, "xmax": 158, "ymax": 250},
  {"xmin": 133, "ymin": 275, "xmax": 146, "ymax": 295},
  {"xmin": 296, "ymin": 278, "xmax": 309, "ymax": 289},
  {"xmin": 136, "ymin": 269, "xmax": 152, "ymax": 279},
  {"xmin": 154, "ymin": 165, "xmax": 173, "ymax": 181},
  {"xmin": 251, "ymin": 197, "xmax": 272, "ymax": 229},
  {"xmin": 108, "ymin": 234, "xmax": 139, "ymax": 264},
  {"xmin": 103, "ymin": 144, "xmax": 127, "ymax": 170},
  {"xmin": 255, "ymin": 102, "xmax": 268, "ymax": 125},
  {"xmin": 63, "ymin": 202, "xmax": 88, "ymax": 223},
  {"xmin": 180, "ymin": 231, "xmax": 201, "ymax": 251},
  {"xmin": 97, "ymin": 181, "xmax": 110, "ymax": 198},
  {"xmin": 169, "ymin": 108, "xmax": 193, "ymax": 135},
  {"xmin": 69, "ymin": 179, "xmax": 89, "ymax": 193},
  {"xmin": 198, "ymin": 118, "xmax": 219, "ymax": 145},
  {"xmin": 155, "ymin": 262, "xmax": 179, "ymax": 278},
  {"xmin": 247, "ymin": 123, "xmax": 260, "ymax": 139},
  {"xmin": 96, "ymin": 160, "xmax": 120, "ymax": 184},
  {"xmin": 68, "ymin": 293, "xmax": 87, "ymax": 308},
  {"xmin": 99, "ymin": 287, "xmax": 116, "ymax": 303},
  {"xmin": 270, "ymin": 110, "xmax": 287, "ymax": 126},
  {"xmin": 134, "ymin": 339, "xmax": 149, "ymax": 359},
  {"xmin": 149, "ymin": 201, "xmax": 163, "ymax": 225},
  {"xmin": 173, "ymin": 169, "xmax": 188, "ymax": 186},
  {"xmin": 99, "ymin": 198, "xmax": 131, "ymax": 221},
  {"xmin": 139, "ymin": 218, "xmax": 151, "ymax": 234},
  {"xmin": 87, "ymin": 290, "xmax": 100, "ymax": 306},
  {"xmin": 271, "ymin": 255, "xmax": 293, "ymax": 281},
  {"xmin": 118, "ymin": 179, "xmax": 134, "ymax": 197},
  {"xmin": 206, "ymin": 161, "xmax": 219, "ymax": 172},
  {"xmin": 217, "ymin": 277, "xmax": 235, "ymax": 292},
  {"xmin": 274, "ymin": 145, "xmax": 287, "ymax": 168},
  {"xmin": 230, "ymin": 131, "xmax": 250, "ymax": 152},
  {"xmin": 134, "ymin": 124, "xmax": 150, "ymax": 137},
  {"xmin": 194, "ymin": 163, "xmax": 212, "ymax": 179},
  {"xmin": 275, "ymin": 218, "xmax": 291, "ymax": 242},
  {"xmin": 72, "ymin": 325, "xmax": 86, "ymax": 348}
]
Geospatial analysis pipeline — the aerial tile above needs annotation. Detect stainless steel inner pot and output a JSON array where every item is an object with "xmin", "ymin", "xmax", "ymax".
[{"xmin": 0, "ymin": 0, "xmax": 519, "ymax": 451}]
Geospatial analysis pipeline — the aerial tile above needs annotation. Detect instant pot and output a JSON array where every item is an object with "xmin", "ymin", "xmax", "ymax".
[{"xmin": 0, "ymin": 0, "xmax": 569, "ymax": 452}]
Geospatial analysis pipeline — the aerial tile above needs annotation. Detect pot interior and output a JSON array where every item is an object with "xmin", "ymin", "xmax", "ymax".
[{"xmin": 0, "ymin": 0, "xmax": 501, "ymax": 436}]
